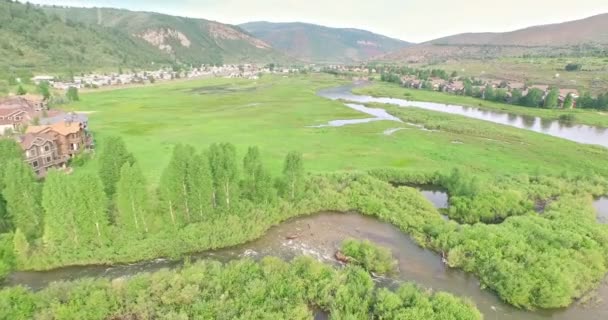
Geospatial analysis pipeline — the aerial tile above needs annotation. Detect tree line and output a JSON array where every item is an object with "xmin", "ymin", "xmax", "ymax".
[
  {"xmin": 0, "ymin": 137, "xmax": 305, "ymax": 262},
  {"xmin": 380, "ymin": 67, "xmax": 608, "ymax": 110}
]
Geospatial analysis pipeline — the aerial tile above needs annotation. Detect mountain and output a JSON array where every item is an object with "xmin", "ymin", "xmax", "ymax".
[
  {"xmin": 380, "ymin": 14, "xmax": 608, "ymax": 63},
  {"xmin": 0, "ymin": 1, "xmax": 170, "ymax": 78},
  {"xmin": 0, "ymin": 1, "xmax": 290, "ymax": 80},
  {"xmin": 240, "ymin": 21, "xmax": 411, "ymax": 64},
  {"xmin": 42, "ymin": 6, "xmax": 290, "ymax": 66}
]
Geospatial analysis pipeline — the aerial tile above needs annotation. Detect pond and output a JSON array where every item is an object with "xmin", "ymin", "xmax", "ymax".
[
  {"xmin": 594, "ymin": 197, "xmax": 608, "ymax": 224},
  {"xmin": 317, "ymin": 84, "xmax": 608, "ymax": 148},
  {"xmin": 6, "ymin": 212, "xmax": 607, "ymax": 320}
]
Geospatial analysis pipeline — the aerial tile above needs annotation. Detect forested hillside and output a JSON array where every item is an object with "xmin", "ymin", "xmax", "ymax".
[
  {"xmin": 42, "ymin": 6, "xmax": 291, "ymax": 66},
  {"xmin": 0, "ymin": 1, "xmax": 170, "ymax": 79}
]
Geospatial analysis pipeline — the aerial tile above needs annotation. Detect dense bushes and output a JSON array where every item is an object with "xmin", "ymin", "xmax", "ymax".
[
  {"xmin": 0, "ymin": 257, "xmax": 482, "ymax": 320},
  {"xmin": 341, "ymin": 238, "xmax": 397, "ymax": 275}
]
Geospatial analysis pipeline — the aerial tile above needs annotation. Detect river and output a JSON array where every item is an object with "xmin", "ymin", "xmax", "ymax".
[
  {"xmin": 316, "ymin": 84, "xmax": 608, "ymax": 148},
  {"xmin": 6, "ymin": 187, "xmax": 608, "ymax": 320}
]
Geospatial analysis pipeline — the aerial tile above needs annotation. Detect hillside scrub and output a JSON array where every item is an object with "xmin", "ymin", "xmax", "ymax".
[{"xmin": 0, "ymin": 257, "xmax": 482, "ymax": 320}]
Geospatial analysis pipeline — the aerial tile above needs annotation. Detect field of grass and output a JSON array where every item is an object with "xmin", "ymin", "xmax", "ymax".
[
  {"xmin": 65, "ymin": 74, "xmax": 608, "ymax": 184},
  {"xmin": 420, "ymin": 56, "xmax": 608, "ymax": 95},
  {"xmin": 355, "ymin": 81, "xmax": 608, "ymax": 128}
]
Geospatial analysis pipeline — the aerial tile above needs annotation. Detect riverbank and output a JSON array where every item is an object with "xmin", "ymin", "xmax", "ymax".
[{"xmin": 354, "ymin": 81, "xmax": 608, "ymax": 128}]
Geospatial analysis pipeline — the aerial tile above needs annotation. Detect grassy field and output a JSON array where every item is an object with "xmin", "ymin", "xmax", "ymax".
[
  {"xmin": 65, "ymin": 74, "xmax": 608, "ymax": 184},
  {"xmin": 419, "ymin": 56, "xmax": 608, "ymax": 95},
  {"xmin": 355, "ymin": 81, "xmax": 608, "ymax": 128}
]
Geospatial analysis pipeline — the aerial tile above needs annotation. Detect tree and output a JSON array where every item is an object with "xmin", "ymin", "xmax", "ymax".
[
  {"xmin": 520, "ymin": 89, "xmax": 544, "ymax": 108},
  {"xmin": 565, "ymin": 63, "xmax": 582, "ymax": 72},
  {"xmin": 38, "ymin": 81, "xmax": 50, "ymax": 100},
  {"xmin": 242, "ymin": 146, "xmax": 275, "ymax": 204},
  {"xmin": 188, "ymin": 153, "xmax": 214, "ymax": 220},
  {"xmin": 42, "ymin": 171, "xmax": 80, "ymax": 249},
  {"xmin": 2, "ymin": 160, "xmax": 41, "ymax": 240},
  {"xmin": 563, "ymin": 93, "xmax": 574, "ymax": 109},
  {"xmin": 98, "ymin": 136, "xmax": 134, "ymax": 197},
  {"xmin": 159, "ymin": 144, "xmax": 196, "ymax": 225},
  {"xmin": 16, "ymin": 85, "xmax": 26, "ymax": 96},
  {"xmin": 209, "ymin": 143, "xmax": 239, "ymax": 208},
  {"xmin": 483, "ymin": 84, "xmax": 495, "ymax": 101},
  {"xmin": 116, "ymin": 163, "xmax": 150, "ymax": 234},
  {"xmin": 282, "ymin": 151, "xmax": 304, "ymax": 201},
  {"xmin": 543, "ymin": 88, "xmax": 559, "ymax": 109},
  {"xmin": 66, "ymin": 87, "xmax": 79, "ymax": 102},
  {"xmin": 12, "ymin": 228, "xmax": 29, "ymax": 263},
  {"xmin": 464, "ymin": 81, "xmax": 473, "ymax": 97},
  {"xmin": 73, "ymin": 172, "xmax": 109, "ymax": 246},
  {"xmin": 510, "ymin": 89, "xmax": 523, "ymax": 104}
]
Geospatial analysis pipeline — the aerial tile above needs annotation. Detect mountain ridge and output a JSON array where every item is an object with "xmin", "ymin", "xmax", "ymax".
[{"xmin": 240, "ymin": 21, "xmax": 411, "ymax": 63}]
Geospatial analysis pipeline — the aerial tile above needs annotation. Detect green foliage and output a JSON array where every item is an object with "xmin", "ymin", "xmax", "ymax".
[
  {"xmin": 565, "ymin": 63, "xmax": 582, "ymax": 71},
  {"xmin": 41, "ymin": 171, "xmax": 81, "ymax": 250},
  {"xmin": 209, "ymin": 143, "xmax": 239, "ymax": 209},
  {"xmin": 37, "ymin": 81, "xmax": 50, "ymax": 100},
  {"xmin": 282, "ymin": 151, "xmax": 304, "ymax": 201},
  {"xmin": 66, "ymin": 87, "xmax": 80, "ymax": 102},
  {"xmin": 242, "ymin": 146, "xmax": 275, "ymax": 204},
  {"xmin": 16, "ymin": 85, "xmax": 26, "ymax": 96},
  {"xmin": 12, "ymin": 228, "xmax": 29, "ymax": 264},
  {"xmin": 0, "ymin": 257, "xmax": 481, "ymax": 320},
  {"xmin": 116, "ymin": 163, "xmax": 150, "ymax": 235},
  {"xmin": 341, "ymin": 238, "xmax": 397, "ymax": 275},
  {"xmin": 98, "ymin": 136, "xmax": 134, "ymax": 197},
  {"xmin": 519, "ymin": 88, "xmax": 544, "ymax": 107},
  {"xmin": 159, "ymin": 144, "xmax": 197, "ymax": 225},
  {"xmin": 563, "ymin": 93, "xmax": 574, "ymax": 109},
  {"xmin": 543, "ymin": 88, "xmax": 559, "ymax": 108},
  {"xmin": 0, "ymin": 233, "xmax": 15, "ymax": 280},
  {"xmin": 2, "ymin": 160, "xmax": 41, "ymax": 240}
]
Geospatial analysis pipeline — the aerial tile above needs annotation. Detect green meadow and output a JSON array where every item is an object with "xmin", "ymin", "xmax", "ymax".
[{"xmin": 66, "ymin": 74, "xmax": 608, "ymax": 183}]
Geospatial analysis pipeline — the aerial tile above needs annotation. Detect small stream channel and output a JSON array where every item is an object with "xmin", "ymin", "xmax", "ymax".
[{"xmin": 316, "ymin": 84, "xmax": 608, "ymax": 148}]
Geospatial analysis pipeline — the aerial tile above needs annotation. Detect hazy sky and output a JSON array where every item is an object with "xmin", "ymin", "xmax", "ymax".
[{"xmin": 27, "ymin": 0, "xmax": 608, "ymax": 42}]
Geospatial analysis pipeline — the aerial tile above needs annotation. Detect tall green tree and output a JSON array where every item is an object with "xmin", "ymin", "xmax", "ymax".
[
  {"xmin": 12, "ymin": 228, "xmax": 29, "ymax": 264},
  {"xmin": 188, "ymin": 153, "xmax": 214, "ymax": 220},
  {"xmin": 543, "ymin": 88, "xmax": 560, "ymax": 109},
  {"xmin": 0, "ymin": 140, "xmax": 22, "ymax": 233},
  {"xmin": 116, "ymin": 163, "xmax": 150, "ymax": 234},
  {"xmin": 73, "ymin": 172, "xmax": 109, "ymax": 246},
  {"xmin": 520, "ymin": 88, "xmax": 544, "ymax": 107},
  {"xmin": 563, "ymin": 93, "xmax": 574, "ymax": 109},
  {"xmin": 282, "ymin": 151, "xmax": 304, "ymax": 201},
  {"xmin": 483, "ymin": 84, "xmax": 495, "ymax": 101},
  {"xmin": 42, "ymin": 171, "xmax": 80, "ymax": 249},
  {"xmin": 98, "ymin": 136, "xmax": 134, "ymax": 197},
  {"xmin": 159, "ymin": 144, "xmax": 195, "ymax": 226},
  {"xmin": 209, "ymin": 143, "xmax": 239, "ymax": 208},
  {"xmin": 37, "ymin": 81, "xmax": 50, "ymax": 100},
  {"xmin": 66, "ymin": 87, "xmax": 79, "ymax": 101},
  {"xmin": 16, "ymin": 85, "xmax": 26, "ymax": 96},
  {"xmin": 243, "ymin": 146, "xmax": 275, "ymax": 204},
  {"xmin": 2, "ymin": 160, "xmax": 41, "ymax": 240}
]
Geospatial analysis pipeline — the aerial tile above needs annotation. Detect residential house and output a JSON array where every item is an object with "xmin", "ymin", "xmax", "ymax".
[
  {"xmin": 27, "ymin": 121, "xmax": 91, "ymax": 159},
  {"xmin": 445, "ymin": 81, "xmax": 465, "ymax": 94},
  {"xmin": 19, "ymin": 133, "xmax": 67, "ymax": 177}
]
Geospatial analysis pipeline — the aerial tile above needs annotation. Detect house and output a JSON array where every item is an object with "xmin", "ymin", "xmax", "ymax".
[
  {"xmin": 19, "ymin": 133, "xmax": 67, "ymax": 177},
  {"xmin": 0, "ymin": 108, "xmax": 30, "ymax": 134},
  {"xmin": 0, "ymin": 119, "xmax": 14, "ymax": 135},
  {"xmin": 0, "ymin": 95, "xmax": 47, "ymax": 111},
  {"xmin": 32, "ymin": 75, "xmax": 55, "ymax": 85},
  {"xmin": 40, "ymin": 112, "xmax": 89, "ymax": 132},
  {"xmin": 27, "ymin": 121, "xmax": 91, "ymax": 159},
  {"xmin": 445, "ymin": 81, "xmax": 465, "ymax": 94}
]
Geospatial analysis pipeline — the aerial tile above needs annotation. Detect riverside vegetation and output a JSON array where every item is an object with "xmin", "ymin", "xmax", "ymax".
[{"xmin": 1, "ymin": 74, "xmax": 608, "ymax": 315}]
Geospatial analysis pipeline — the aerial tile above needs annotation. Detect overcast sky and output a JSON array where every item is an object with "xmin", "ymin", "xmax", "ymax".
[{"xmin": 27, "ymin": 0, "xmax": 608, "ymax": 43}]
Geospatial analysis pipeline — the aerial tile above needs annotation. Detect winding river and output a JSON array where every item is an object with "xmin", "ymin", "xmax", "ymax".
[
  {"xmin": 317, "ymin": 84, "xmax": 608, "ymax": 148},
  {"xmin": 6, "ymin": 185, "xmax": 608, "ymax": 320}
]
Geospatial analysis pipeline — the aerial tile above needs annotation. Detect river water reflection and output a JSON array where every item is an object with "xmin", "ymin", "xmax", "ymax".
[{"xmin": 317, "ymin": 85, "xmax": 608, "ymax": 148}]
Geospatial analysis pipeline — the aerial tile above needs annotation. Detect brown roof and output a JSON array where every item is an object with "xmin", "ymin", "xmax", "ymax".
[
  {"xmin": 0, "ymin": 108, "xmax": 26, "ymax": 118},
  {"xmin": 19, "ymin": 132, "xmax": 56, "ymax": 150},
  {"xmin": 27, "ymin": 121, "xmax": 83, "ymax": 136}
]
